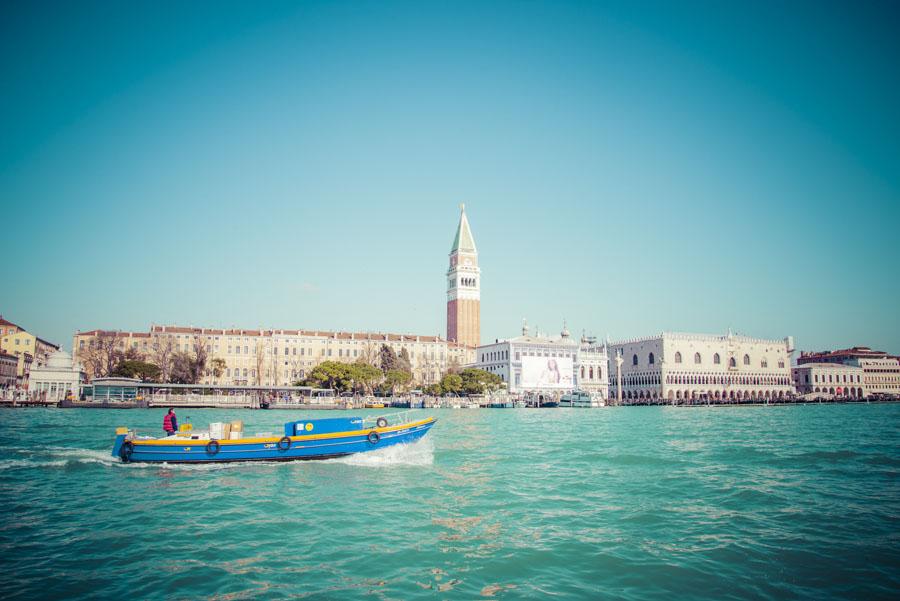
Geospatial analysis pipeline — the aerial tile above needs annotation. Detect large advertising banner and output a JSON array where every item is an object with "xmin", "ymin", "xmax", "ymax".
[{"xmin": 520, "ymin": 356, "xmax": 574, "ymax": 389}]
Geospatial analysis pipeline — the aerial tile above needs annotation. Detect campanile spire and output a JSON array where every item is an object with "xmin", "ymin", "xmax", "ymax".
[{"xmin": 447, "ymin": 205, "xmax": 480, "ymax": 347}]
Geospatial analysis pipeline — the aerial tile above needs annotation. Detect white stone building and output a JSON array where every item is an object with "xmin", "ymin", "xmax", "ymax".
[
  {"xmin": 475, "ymin": 322, "xmax": 609, "ymax": 400},
  {"xmin": 797, "ymin": 347, "xmax": 900, "ymax": 396},
  {"xmin": 28, "ymin": 350, "xmax": 86, "ymax": 402},
  {"xmin": 791, "ymin": 363, "xmax": 865, "ymax": 398},
  {"xmin": 608, "ymin": 332, "xmax": 795, "ymax": 404}
]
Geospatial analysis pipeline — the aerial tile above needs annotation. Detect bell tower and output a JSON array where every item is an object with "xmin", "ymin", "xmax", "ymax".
[{"xmin": 447, "ymin": 204, "xmax": 480, "ymax": 347}]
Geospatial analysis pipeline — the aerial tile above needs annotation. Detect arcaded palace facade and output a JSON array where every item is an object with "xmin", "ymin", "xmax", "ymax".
[
  {"xmin": 608, "ymin": 332, "xmax": 795, "ymax": 403},
  {"xmin": 446, "ymin": 205, "xmax": 480, "ymax": 349}
]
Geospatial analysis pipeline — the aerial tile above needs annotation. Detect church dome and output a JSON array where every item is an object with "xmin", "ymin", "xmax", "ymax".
[{"xmin": 46, "ymin": 350, "xmax": 74, "ymax": 369}]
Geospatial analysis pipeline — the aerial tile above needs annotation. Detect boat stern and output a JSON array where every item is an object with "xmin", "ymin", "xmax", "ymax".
[{"xmin": 111, "ymin": 427, "xmax": 128, "ymax": 459}]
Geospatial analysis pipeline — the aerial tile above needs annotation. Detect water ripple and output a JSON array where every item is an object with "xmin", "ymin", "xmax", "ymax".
[{"xmin": 0, "ymin": 405, "xmax": 898, "ymax": 599}]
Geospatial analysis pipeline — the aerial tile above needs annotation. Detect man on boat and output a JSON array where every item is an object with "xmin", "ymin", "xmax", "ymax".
[{"xmin": 163, "ymin": 408, "xmax": 178, "ymax": 436}]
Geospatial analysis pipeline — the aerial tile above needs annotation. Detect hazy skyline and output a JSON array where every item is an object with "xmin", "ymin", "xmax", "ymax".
[{"xmin": 2, "ymin": 1, "xmax": 899, "ymax": 353}]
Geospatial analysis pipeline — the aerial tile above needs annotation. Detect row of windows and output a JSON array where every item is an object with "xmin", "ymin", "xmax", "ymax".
[
  {"xmin": 632, "ymin": 352, "xmax": 784, "ymax": 369},
  {"xmin": 480, "ymin": 350, "xmax": 509, "ymax": 362},
  {"xmin": 579, "ymin": 366, "xmax": 604, "ymax": 380},
  {"xmin": 808, "ymin": 373, "xmax": 862, "ymax": 384}
]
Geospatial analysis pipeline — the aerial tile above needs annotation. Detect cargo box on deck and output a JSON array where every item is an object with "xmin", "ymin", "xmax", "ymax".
[{"xmin": 284, "ymin": 417, "xmax": 364, "ymax": 437}]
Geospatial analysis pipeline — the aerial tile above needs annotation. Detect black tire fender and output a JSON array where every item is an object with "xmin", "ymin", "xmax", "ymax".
[
  {"xmin": 119, "ymin": 441, "xmax": 134, "ymax": 462},
  {"xmin": 376, "ymin": 417, "xmax": 388, "ymax": 428},
  {"xmin": 206, "ymin": 440, "xmax": 220, "ymax": 455},
  {"xmin": 367, "ymin": 431, "xmax": 380, "ymax": 444},
  {"xmin": 278, "ymin": 436, "xmax": 291, "ymax": 451}
]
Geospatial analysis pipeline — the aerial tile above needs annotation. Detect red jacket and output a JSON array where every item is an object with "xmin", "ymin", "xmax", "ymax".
[{"xmin": 163, "ymin": 413, "xmax": 177, "ymax": 432}]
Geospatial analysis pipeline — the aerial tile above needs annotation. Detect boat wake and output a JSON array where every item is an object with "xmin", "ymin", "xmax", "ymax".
[
  {"xmin": 328, "ymin": 437, "xmax": 434, "ymax": 468},
  {"xmin": 0, "ymin": 447, "xmax": 120, "ymax": 471}
]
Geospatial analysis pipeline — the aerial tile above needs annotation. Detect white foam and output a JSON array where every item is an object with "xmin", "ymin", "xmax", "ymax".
[
  {"xmin": 0, "ymin": 458, "xmax": 68, "ymax": 470},
  {"xmin": 328, "ymin": 437, "xmax": 434, "ymax": 468},
  {"xmin": 47, "ymin": 447, "xmax": 121, "ymax": 466}
]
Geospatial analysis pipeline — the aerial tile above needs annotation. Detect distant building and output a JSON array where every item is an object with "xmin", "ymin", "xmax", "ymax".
[
  {"xmin": 608, "ymin": 332, "xmax": 795, "ymax": 403},
  {"xmin": 0, "ymin": 315, "xmax": 24, "ymax": 338},
  {"xmin": 0, "ymin": 351, "xmax": 17, "ymax": 390},
  {"xmin": 475, "ymin": 322, "xmax": 609, "ymax": 399},
  {"xmin": 797, "ymin": 347, "xmax": 900, "ymax": 396},
  {"xmin": 28, "ymin": 350, "xmax": 86, "ymax": 402},
  {"xmin": 447, "ymin": 204, "xmax": 480, "ymax": 349},
  {"xmin": 791, "ymin": 363, "xmax": 865, "ymax": 398},
  {"xmin": 0, "ymin": 329, "xmax": 59, "ymax": 382},
  {"xmin": 74, "ymin": 326, "xmax": 474, "ymax": 387}
]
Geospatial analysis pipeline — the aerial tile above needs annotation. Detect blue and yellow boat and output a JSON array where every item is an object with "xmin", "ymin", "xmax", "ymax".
[{"xmin": 111, "ymin": 413, "xmax": 436, "ymax": 464}]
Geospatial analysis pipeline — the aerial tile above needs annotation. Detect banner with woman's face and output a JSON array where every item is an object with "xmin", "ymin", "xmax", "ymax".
[{"xmin": 520, "ymin": 355, "xmax": 574, "ymax": 389}]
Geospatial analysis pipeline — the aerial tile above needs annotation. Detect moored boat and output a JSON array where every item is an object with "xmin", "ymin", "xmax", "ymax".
[
  {"xmin": 111, "ymin": 413, "xmax": 436, "ymax": 464},
  {"xmin": 559, "ymin": 390, "xmax": 593, "ymax": 408}
]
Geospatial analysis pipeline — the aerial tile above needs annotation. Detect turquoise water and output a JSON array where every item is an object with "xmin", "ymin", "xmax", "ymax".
[{"xmin": 0, "ymin": 405, "xmax": 898, "ymax": 600}]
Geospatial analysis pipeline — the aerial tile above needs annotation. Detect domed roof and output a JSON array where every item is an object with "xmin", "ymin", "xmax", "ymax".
[{"xmin": 46, "ymin": 349, "xmax": 74, "ymax": 369}]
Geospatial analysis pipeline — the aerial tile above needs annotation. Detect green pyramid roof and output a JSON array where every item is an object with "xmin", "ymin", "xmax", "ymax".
[{"xmin": 451, "ymin": 205, "xmax": 477, "ymax": 253}]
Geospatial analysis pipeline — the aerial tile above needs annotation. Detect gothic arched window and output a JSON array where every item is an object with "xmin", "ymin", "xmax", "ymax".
[
  {"xmin": 729, "ymin": 357, "xmax": 737, "ymax": 368},
  {"xmin": 632, "ymin": 354, "xmax": 638, "ymax": 366},
  {"xmin": 675, "ymin": 352, "xmax": 682, "ymax": 364},
  {"xmin": 694, "ymin": 352, "xmax": 701, "ymax": 364},
  {"xmin": 714, "ymin": 353, "xmax": 720, "ymax": 364},
  {"xmin": 649, "ymin": 353, "xmax": 655, "ymax": 365},
  {"xmin": 743, "ymin": 354, "xmax": 750, "ymax": 365}
]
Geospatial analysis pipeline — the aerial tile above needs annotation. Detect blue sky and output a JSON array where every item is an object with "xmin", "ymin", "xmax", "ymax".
[{"xmin": 2, "ymin": 0, "xmax": 899, "ymax": 353}]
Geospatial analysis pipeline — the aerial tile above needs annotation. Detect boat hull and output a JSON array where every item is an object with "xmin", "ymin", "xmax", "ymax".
[{"xmin": 113, "ymin": 417, "xmax": 435, "ymax": 464}]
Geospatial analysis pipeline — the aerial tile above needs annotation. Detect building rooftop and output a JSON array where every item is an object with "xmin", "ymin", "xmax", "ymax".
[
  {"xmin": 0, "ymin": 316, "xmax": 23, "ymax": 330},
  {"xmin": 792, "ymin": 362, "xmax": 863, "ymax": 370},
  {"xmin": 799, "ymin": 347, "xmax": 900, "ymax": 362},
  {"xmin": 79, "ymin": 324, "xmax": 469, "ymax": 347},
  {"xmin": 610, "ymin": 331, "xmax": 791, "ymax": 346}
]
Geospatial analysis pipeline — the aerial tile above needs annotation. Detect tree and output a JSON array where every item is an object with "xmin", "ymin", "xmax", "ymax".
[
  {"xmin": 439, "ymin": 373, "xmax": 463, "ymax": 395},
  {"xmin": 193, "ymin": 335, "xmax": 210, "ymax": 382},
  {"xmin": 110, "ymin": 360, "xmax": 161, "ymax": 382},
  {"xmin": 254, "ymin": 342, "xmax": 266, "ymax": 386},
  {"xmin": 379, "ymin": 344, "xmax": 399, "ymax": 374},
  {"xmin": 348, "ymin": 361, "xmax": 383, "ymax": 395},
  {"xmin": 383, "ymin": 369, "xmax": 412, "ymax": 394},
  {"xmin": 210, "ymin": 358, "xmax": 226, "ymax": 381},
  {"xmin": 397, "ymin": 348, "xmax": 412, "ymax": 374},
  {"xmin": 362, "ymin": 340, "xmax": 380, "ymax": 366},
  {"xmin": 459, "ymin": 368, "xmax": 504, "ymax": 395},
  {"xmin": 169, "ymin": 351, "xmax": 199, "ymax": 384},
  {"xmin": 151, "ymin": 335, "xmax": 177, "ymax": 383},
  {"xmin": 302, "ymin": 361, "xmax": 354, "ymax": 391},
  {"xmin": 79, "ymin": 331, "xmax": 122, "ymax": 379},
  {"xmin": 122, "ymin": 346, "xmax": 144, "ymax": 361}
]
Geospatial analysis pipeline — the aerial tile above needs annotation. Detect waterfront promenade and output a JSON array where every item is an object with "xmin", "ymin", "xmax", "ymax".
[{"xmin": 1, "ymin": 391, "xmax": 895, "ymax": 409}]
